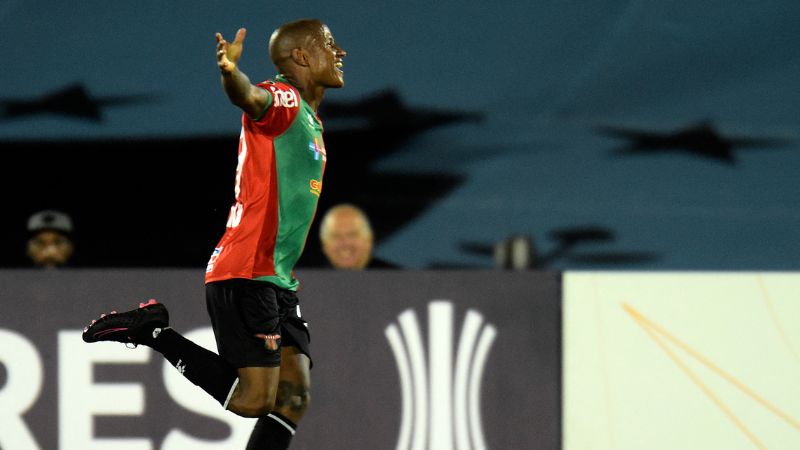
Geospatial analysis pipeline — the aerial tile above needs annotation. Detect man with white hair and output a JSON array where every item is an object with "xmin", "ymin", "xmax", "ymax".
[{"xmin": 319, "ymin": 203, "xmax": 399, "ymax": 269}]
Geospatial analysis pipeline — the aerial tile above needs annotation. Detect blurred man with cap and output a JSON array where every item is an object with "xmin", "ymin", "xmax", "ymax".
[{"xmin": 27, "ymin": 210, "xmax": 74, "ymax": 268}]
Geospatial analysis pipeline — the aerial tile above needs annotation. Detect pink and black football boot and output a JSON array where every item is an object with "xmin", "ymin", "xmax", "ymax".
[{"xmin": 82, "ymin": 299, "xmax": 169, "ymax": 346}]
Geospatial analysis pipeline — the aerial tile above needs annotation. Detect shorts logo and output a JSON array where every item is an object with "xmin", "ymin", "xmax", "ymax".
[
  {"xmin": 256, "ymin": 333, "xmax": 282, "ymax": 351},
  {"xmin": 310, "ymin": 179, "xmax": 322, "ymax": 196}
]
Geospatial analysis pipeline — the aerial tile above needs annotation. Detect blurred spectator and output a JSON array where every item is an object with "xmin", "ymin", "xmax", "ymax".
[
  {"xmin": 26, "ymin": 210, "xmax": 74, "ymax": 268},
  {"xmin": 319, "ymin": 204, "xmax": 399, "ymax": 269},
  {"xmin": 494, "ymin": 234, "xmax": 536, "ymax": 270}
]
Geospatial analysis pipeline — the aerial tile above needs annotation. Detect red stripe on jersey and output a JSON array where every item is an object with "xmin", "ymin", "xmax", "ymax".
[
  {"xmin": 251, "ymin": 145, "xmax": 280, "ymax": 277},
  {"xmin": 205, "ymin": 82, "xmax": 301, "ymax": 283}
]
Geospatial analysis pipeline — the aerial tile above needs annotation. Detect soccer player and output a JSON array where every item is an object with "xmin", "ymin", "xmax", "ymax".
[{"xmin": 82, "ymin": 19, "xmax": 346, "ymax": 450}]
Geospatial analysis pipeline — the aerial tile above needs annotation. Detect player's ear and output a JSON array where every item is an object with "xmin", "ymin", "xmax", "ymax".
[{"xmin": 290, "ymin": 48, "xmax": 309, "ymax": 67}]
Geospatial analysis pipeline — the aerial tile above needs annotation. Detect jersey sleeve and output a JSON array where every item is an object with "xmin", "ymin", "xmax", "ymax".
[{"xmin": 247, "ymin": 81, "xmax": 301, "ymax": 136}]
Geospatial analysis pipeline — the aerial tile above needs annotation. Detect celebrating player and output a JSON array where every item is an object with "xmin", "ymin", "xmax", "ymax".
[{"xmin": 82, "ymin": 18, "xmax": 346, "ymax": 450}]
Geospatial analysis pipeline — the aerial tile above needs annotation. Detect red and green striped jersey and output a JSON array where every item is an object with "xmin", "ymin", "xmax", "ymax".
[{"xmin": 205, "ymin": 76, "xmax": 326, "ymax": 290}]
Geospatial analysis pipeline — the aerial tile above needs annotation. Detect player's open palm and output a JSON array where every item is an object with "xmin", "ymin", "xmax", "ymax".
[{"xmin": 216, "ymin": 28, "xmax": 246, "ymax": 73}]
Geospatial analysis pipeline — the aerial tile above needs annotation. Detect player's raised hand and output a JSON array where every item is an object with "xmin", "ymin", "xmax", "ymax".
[{"xmin": 216, "ymin": 28, "xmax": 246, "ymax": 73}]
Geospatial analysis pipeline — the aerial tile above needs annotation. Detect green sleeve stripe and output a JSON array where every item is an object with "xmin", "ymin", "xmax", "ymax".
[{"xmin": 251, "ymin": 87, "xmax": 273, "ymax": 122}]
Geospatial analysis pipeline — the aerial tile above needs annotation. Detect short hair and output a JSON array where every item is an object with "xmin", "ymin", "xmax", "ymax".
[
  {"xmin": 319, "ymin": 204, "xmax": 373, "ymax": 241},
  {"xmin": 269, "ymin": 18, "xmax": 325, "ymax": 68}
]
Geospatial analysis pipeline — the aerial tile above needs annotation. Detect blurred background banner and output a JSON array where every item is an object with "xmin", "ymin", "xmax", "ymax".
[
  {"xmin": 2, "ymin": 1, "xmax": 799, "ymax": 270},
  {"xmin": 0, "ymin": 269, "xmax": 561, "ymax": 450},
  {"xmin": 563, "ymin": 272, "xmax": 800, "ymax": 450}
]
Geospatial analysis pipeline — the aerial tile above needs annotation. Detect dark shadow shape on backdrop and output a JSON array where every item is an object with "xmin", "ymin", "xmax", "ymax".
[
  {"xmin": 0, "ymin": 89, "xmax": 481, "ymax": 267},
  {"xmin": 0, "ymin": 83, "xmax": 159, "ymax": 122},
  {"xmin": 597, "ymin": 121, "xmax": 794, "ymax": 164},
  {"xmin": 299, "ymin": 89, "xmax": 483, "ymax": 266},
  {"xmin": 432, "ymin": 225, "xmax": 659, "ymax": 269}
]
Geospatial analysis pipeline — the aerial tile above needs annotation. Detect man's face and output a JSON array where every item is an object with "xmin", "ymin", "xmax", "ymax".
[
  {"xmin": 308, "ymin": 25, "xmax": 346, "ymax": 88},
  {"xmin": 28, "ymin": 230, "xmax": 73, "ymax": 268},
  {"xmin": 322, "ymin": 211, "xmax": 372, "ymax": 270}
]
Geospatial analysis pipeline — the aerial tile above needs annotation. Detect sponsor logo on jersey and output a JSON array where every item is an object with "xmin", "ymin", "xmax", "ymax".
[
  {"xmin": 269, "ymin": 86, "xmax": 298, "ymax": 108},
  {"xmin": 310, "ymin": 179, "xmax": 322, "ymax": 196},
  {"xmin": 206, "ymin": 246, "xmax": 223, "ymax": 273},
  {"xmin": 308, "ymin": 137, "xmax": 327, "ymax": 161}
]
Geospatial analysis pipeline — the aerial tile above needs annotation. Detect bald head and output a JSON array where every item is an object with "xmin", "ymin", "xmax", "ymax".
[
  {"xmin": 320, "ymin": 204, "xmax": 374, "ymax": 270},
  {"xmin": 269, "ymin": 19, "xmax": 325, "ymax": 72}
]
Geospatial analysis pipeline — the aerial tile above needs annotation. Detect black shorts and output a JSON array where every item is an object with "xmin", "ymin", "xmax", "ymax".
[{"xmin": 205, "ymin": 278, "xmax": 311, "ymax": 368}]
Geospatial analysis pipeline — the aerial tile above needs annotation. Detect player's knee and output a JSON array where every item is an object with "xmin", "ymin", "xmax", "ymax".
[
  {"xmin": 275, "ymin": 382, "xmax": 311, "ymax": 417},
  {"xmin": 234, "ymin": 394, "xmax": 276, "ymax": 417},
  {"xmin": 230, "ymin": 382, "xmax": 277, "ymax": 417},
  {"xmin": 292, "ymin": 390, "xmax": 311, "ymax": 414}
]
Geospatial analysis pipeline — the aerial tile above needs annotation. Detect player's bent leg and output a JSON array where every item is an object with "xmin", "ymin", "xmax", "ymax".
[
  {"xmin": 274, "ymin": 346, "xmax": 312, "ymax": 423},
  {"xmin": 83, "ymin": 300, "xmax": 241, "ymax": 407},
  {"xmin": 245, "ymin": 346, "xmax": 310, "ymax": 450},
  {"xmin": 226, "ymin": 366, "xmax": 281, "ymax": 417}
]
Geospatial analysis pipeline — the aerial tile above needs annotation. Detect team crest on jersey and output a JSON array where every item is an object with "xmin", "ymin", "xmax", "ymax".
[
  {"xmin": 310, "ymin": 179, "xmax": 322, "ymax": 196},
  {"xmin": 308, "ymin": 138, "xmax": 327, "ymax": 161}
]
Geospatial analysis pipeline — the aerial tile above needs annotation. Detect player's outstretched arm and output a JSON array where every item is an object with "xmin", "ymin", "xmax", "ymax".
[{"xmin": 216, "ymin": 28, "xmax": 268, "ymax": 119}]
